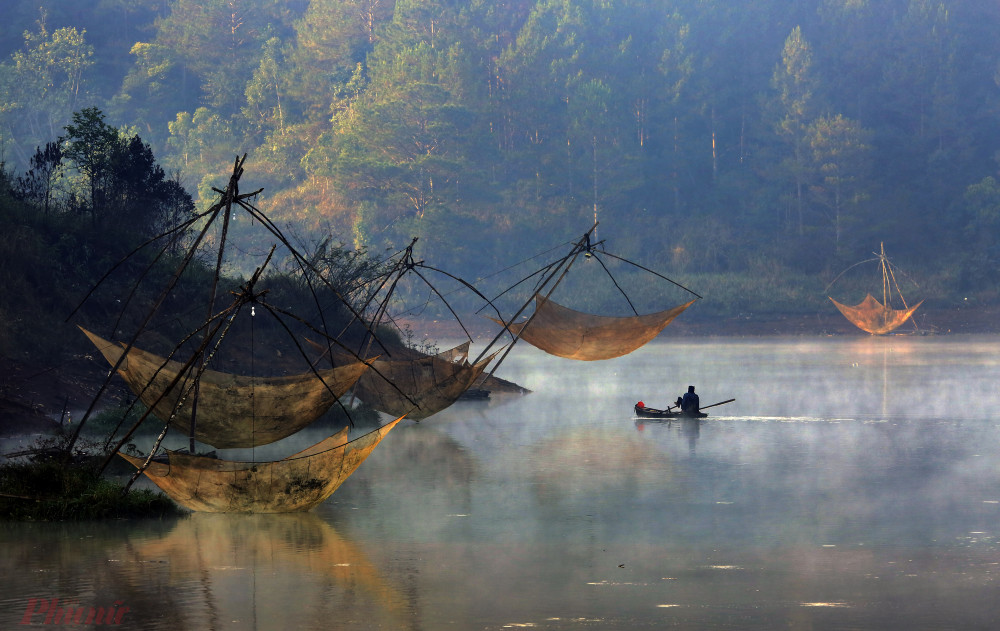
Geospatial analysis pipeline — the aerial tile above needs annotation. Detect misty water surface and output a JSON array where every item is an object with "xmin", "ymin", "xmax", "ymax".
[{"xmin": 2, "ymin": 335, "xmax": 1000, "ymax": 630}]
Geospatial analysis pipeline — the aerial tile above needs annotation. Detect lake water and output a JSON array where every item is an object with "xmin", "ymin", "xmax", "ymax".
[{"xmin": 3, "ymin": 335, "xmax": 1000, "ymax": 630}]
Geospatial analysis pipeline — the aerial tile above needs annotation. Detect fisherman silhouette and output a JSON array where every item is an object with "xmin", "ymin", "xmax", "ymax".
[{"xmin": 680, "ymin": 385, "xmax": 699, "ymax": 413}]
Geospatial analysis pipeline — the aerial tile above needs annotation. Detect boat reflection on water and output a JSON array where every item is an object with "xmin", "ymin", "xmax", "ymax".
[
  {"xmin": 9, "ymin": 338, "xmax": 1000, "ymax": 629},
  {"xmin": 128, "ymin": 513, "xmax": 414, "ymax": 630},
  {"xmin": 634, "ymin": 416, "xmax": 701, "ymax": 454}
]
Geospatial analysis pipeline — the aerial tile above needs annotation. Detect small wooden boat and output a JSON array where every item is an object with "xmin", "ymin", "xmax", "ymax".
[{"xmin": 633, "ymin": 403, "xmax": 707, "ymax": 419}]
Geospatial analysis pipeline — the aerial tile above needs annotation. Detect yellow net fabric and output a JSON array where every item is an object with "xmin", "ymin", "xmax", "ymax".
[
  {"xmin": 352, "ymin": 343, "xmax": 497, "ymax": 419},
  {"xmin": 81, "ymin": 327, "xmax": 372, "ymax": 448},
  {"xmin": 496, "ymin": 294, "xmax": 695, "ymax": 360},
  {"xmin": 829, "ymin": 295, "xmax": 923, "ymax": 335},
  {"xmin": 118, "ymin": 416, "xmax": 403, "ymax": 513}
]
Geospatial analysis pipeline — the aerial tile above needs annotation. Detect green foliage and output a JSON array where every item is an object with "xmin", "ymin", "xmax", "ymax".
[
  {"xmin": 166, "ymin": 107, "xmax": 234, "ymax": 181},
  {"xmin": 0, "ymin": 458, "xmax": 180, "ymax": 521},
  {"xmin": 806, "ymin": 114, "xmax": 873, "ymax": 253},
  {"xmin": 2, "ymin": 0, "xmax": 1000, "ymax": 313},
  {"xmin": 950, "ymin": 176, "xmax": 1000, "ymax": 290},
  {"xmin": 0, "ymin": 430, "xmax": 179, "ymax": 521},
  {"xmin": 0, "ymin": 14, "xmax": 94, "ymax": 166},
  {"xmin": 60, "ymin": 107, "xmax": 196, "ymax": 233},
  {"xmin": 13, "ymin": 142, "xmax": 63, "ymax": 216},
  {"xmin": 151, "ymin": 0, "xmax": 280, "ymax": 113},
  {"xmin": 0, "ymin": 121, "xmax": 196, "ymax": 360}
]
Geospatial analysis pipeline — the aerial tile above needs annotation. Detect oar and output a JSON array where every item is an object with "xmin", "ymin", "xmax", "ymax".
[{"xmin": 699, "ymin": 398, "xmax": 735, "ymax": 411}]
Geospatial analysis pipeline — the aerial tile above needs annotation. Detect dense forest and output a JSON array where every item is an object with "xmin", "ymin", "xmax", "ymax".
[{"xmin": 2, "ymin": 0, "xmax": 1000, "ymax": 320}]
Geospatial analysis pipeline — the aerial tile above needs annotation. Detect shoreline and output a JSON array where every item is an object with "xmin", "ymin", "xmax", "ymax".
[
  {"xmin": 405, "ymin": 305, "xmax": 1000, "ymax": 341},
  {"xmin": 3, "ymin": 306, "xmax": 997, "ymax": 441},
  {"xmin": 660, "ymin": 306, "xmax": 999, "ymax": 338}
]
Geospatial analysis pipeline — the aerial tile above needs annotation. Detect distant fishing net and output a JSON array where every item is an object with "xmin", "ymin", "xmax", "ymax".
[{"xmin": 829, "ymin": 295, "xmax": 923, "ymax": 335}]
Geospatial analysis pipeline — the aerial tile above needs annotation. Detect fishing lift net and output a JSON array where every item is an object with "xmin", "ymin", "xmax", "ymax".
[
  {"xmin": 480, "ymin": 225, "xmax": 701, "ymax": 363},
  {"xmin": 827, "ymin": 243, "xmax": 922, "ymax": 335},
  {"xmin": 118, "ymin": 417, "xmax": 403, "ymax": 513},
  {"xmin": 496, "ymin": 294, "xmax": 696, "ymax": 361},
  {"xmin": 81, "ymin": 327, "xmax": 373, "ymax": 448},
  {"xmin": 349, "ymin": 343, "xmax": 499, "ymax": 419},
  {"xmin": 829, "ymin": 295, "xmax": 923, "ymax": 335}
]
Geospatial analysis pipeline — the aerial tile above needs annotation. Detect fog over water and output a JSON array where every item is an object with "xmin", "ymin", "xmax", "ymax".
[{"xmin": 3, "ymin": 335, "xmax": 1000, "ymax": 630}]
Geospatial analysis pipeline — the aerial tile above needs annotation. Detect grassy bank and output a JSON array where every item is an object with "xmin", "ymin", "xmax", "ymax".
[
  {"xmin": 0, "ymin": 431, "xmax": 181, "ymax": 521},
  {"xmin": 0, "ymin": 460, "xmax": 180, "ymax": 521},
  {"xmin": 0, "ymin": 461, "xmax": 180, "ymax": 521}
]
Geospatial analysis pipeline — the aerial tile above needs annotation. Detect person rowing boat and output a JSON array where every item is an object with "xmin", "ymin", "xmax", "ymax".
[
  {"xmin": 680, "ymin": 385, "xmax": 699, "ymax": 414},
  {"xmin": 633, "ymin": 395, "xmax": 734, "ymax": 419}
]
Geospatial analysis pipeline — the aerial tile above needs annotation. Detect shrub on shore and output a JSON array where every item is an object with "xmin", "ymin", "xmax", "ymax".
[{"xmin": 0, "ymin": 437, "xmax": 181, "ymax": 521}]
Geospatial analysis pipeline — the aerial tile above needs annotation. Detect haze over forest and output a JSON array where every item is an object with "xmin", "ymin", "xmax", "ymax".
[{"xmin": 2, "ymin": 0, "xmax": 1000, "ymax": 318}]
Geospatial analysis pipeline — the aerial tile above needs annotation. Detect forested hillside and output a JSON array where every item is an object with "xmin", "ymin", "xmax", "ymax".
[{"xmin": 2, "ymin": 0, "xmax": 999, "ymax": 315}]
